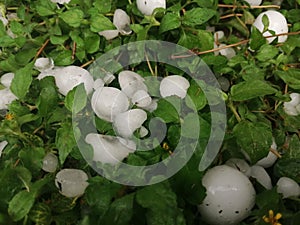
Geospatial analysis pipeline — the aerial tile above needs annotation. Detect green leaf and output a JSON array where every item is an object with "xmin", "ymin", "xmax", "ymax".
[
  {"xmin": 262, "ymin": 14, "xmax": 269, "ymax": 32},
  {"xmin": 136, "ymin": 182, "xmax": 185, "ymax": 225},
  {"xmin": 255, "ymin": 188, "xmax": 280, "ymax": 209},
  {"xmin": 9, "ymin": 21, "xmax": 24, "ymax": 35},
  {"xmin": 230, "ymin": 80, "xmax": 277, "ymax": 101},
  {"xmin": 285, "ymin": 135, "xmax": 300, "ymax": 159},
  {"xmin": 159, "ymin": 13, "xmax": 181, "ymax": 33},
  {"xmin": 153, "ymin": 98, "xmax": 180, "ymax": 123},
  {"xmin": 274, "ymin": 158, "xmax": 300, "ymax": 183},
  {"xmin": 185, "ymin": 79, "xmax": 207, "ymax": 110},
  {"xmin": 15, "ymin": 48, "xmax": 37, "ymax": 66},
  {"xmin": 8, "ymin": 190, "xmax": 36, "ymax": 221},
  {"xmin": 85, "ymin": 34, "xmax": 100, "ymax": 53},
  {"xmin": 275, "ymin": 69, "xmax": 300, "ymax": 90},
  {"xmin": 249, "ymin": 26, "xmax": 266, "ymax": 51},
  {"xmin": 11, "ymin": 63, "xmax": 33, "ymax": 99},
  {"xmin": 56, "ymin": 122, "xmax": 76, "ymax": 164},
  {"xmin": 18, "ymin": 147, "xmax": 45, "ymax": 174},
  {"xmin": 65, "ymin": 84, "xmax": 87, "ymax": 113},
  {"xmin": 93, "ymin": 0, "xmax": 111, "ymax": 13},
  {"xmin": 255, "ymin": 44, "xmax": 279, "ymax": 61},
  {"xmin": 90, "ymin": 14, "xmax": 115, "ymax": 32},
  {"xmin": 100, "ymin": 194, "xmax": 134, "ymax": 225},
  {"xmin": 51, "ymin": 50, "xmax": 74, "ymax": 66},
  {"xmin": 29, "ymin": 203, "xmax": 52, "ymax": 225},
  {"xmin": 59, "ymin": 9, "xmax": 84, "ymax": 28},
  {"xmin": 183, "ymin": 8, "xmax": 215, "ymax": 26},
  {"xmin": 34, "ymin": 0, "xmax": 56, "ymax": 16},
  {"xmin": 233, "ymin": 121, "xmax": 273, "ymax": 163},
  {"xmin": 0, "ymin": 36, "xmax": 15, "ymax": 47}
]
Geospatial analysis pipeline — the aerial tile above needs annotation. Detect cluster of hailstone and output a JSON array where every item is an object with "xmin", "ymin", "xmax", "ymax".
[
  {"xmin": 0, "ymin": 72, "xmax": 17, "ymax": 110},
  {"xmin": 283, "ymin": 93, "xmax": 300, "ymax": 116},
  {"xmin": 86, "ymin": 70, "xmax": 190, "ymax": 165}
]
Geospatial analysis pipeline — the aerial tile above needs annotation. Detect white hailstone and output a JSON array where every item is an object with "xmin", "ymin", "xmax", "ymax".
[
  {"xmin": 198, "ymin": 165, "xmax": 256, "ymax": 225},
  {"xmin": 276, "ymin": 177, "xmax": 300, "ymax": 199},
  {"xmin": 214, "ymin": 30, "xmax": 225, "ymax": 42},
  {"xmin": 55, "ymin": 169, "xmax": 89, "ymax": 198},
  {"xmin": 118, "ymin": 70, "xmax": 148, "ymax": 98},
  {"xmin": 0, "ymin": 88, "xmax": 17, "ymax": 110},
  {"xmin": 159, "ymin": 75, "xmax": 190, "ymax": 99},
  {"xmin": 34, "ymin": 57, "xmax": 54, "ymax": 72},
  {"xmin": 250, "ymin": 165, "xmax": 273, "ymax": 190},
  {"xmin": 113, "ymin": 109, "xmax": 147, "ymax": 138},
  {"xmin": 99, "ymin": 9, "xmax": 132, "ymax": 40},
  {"xmin": 225, "ymin": 158, "xmax": 251, "ymax": 177},
  {"xmin": 139, "ymin": 126, "xmax": 149, "ymax": 138},
  {"xmin": 136, "ymin": 0, "xmax": 166, "ymax": 16},
  {"xmin": 244, "ymin": 0, "xmax": 262, "ymax": 6},
  {"xmin": 91, "ymin": 87, "xmax": 129, "ymax": 122},
  {"xmin": 1, "ymin": 72, "xmax": 14, "ymax": 88},
  {"xmin": 6, "ymin": 13, "xmax": 18, "ymax": 21},
  {"xmin": 93, "ymin": 78, "xmax": 105, "ymax": 90},
  {"xmin": 42, "ymin": 153, "xmax": 58, "ymax": 173},
  {"xmin": 256, "ymin": 138, "xmax": 278, "ymax": 168},
  {"xmin": 0, "ymin": 15, "xmax": 8, "ymax": 26},
  {"xmin": 219, "ymin": 44, "xmax": 236, "ymax": 59},
  {"xmin": 85, "ymin": 133, "xmax": 136, "ymax": 165},
  {"xmin": 141, "ymin": 99, "xmax": 158, "ymax": 112},
  {"xmin": 103, "ymin": 72, "xmax": 115, "ymax": 85},
  {"xmin": 283, "ymin": 93, "xmax": 300, "ymax": 116},
  {"xmin": 252, "ymin": 10, "xmax": 288, "ymax": 43},
  {"xmin": 50, "ymin": 0, "xmax": 71, "ymax": 4},
  {"xmin": 131, "ymin": 90, "xmax": 152, "ymax": 107},
  {"xmin": 54, "ymin": 66, "xmax": 94, "ymax": 96},
  {"xmin": 0, "ymin": 140, "xmax": 8, "ymax": 158}
]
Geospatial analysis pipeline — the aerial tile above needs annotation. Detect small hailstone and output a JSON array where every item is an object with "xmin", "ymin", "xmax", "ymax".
[
  {"xmin": 276, "ymin": 177, "xmax": 300, "ymax": 198},
  {"xmin": 136, "ymin": 0, "xmax": 166, "ymax": 16},
  {"xmin": 93, "ymin": 78, "xmax": 105, "ymax": 90},
  {"xmin": 141, "ymin": 99, "xmax": 158, "ymax": 112},
  {"xmin": 214, "ymin": 31, "xmax": 225, "ymax": 42},
  {"xmin": 256, "ymin": 138, "xmax": 278, "ymax": 168},
  {"xmin": 85, "ymin": 133, "xmax": 136, "ymax": 165},
  {"xmin": 1, "ymin": 72, "xmax": 14, "ymax": 88},
  {"xmin": 55, "ymin": 169, "xmax": 89, "ymax": 198},
  {"xmin": 42, "ymin": 153, "xmax": 58, "ymax": 173},
  {"xmin": 54, "ymin": 66, "xmax": 94, "ymax": 96},
  {"xmin": 50, "ymin": 0, "xmax": 71, "ymax": 4},
  {"xmin": 244, "ymin": 0, "xmax": 262, "ymax": 6},
  {"xmin": 225, "ymin": 158, "xmax": 251, "ymax": 177},
  {"xmin": 159, "ymin": 75, "xmax": 190, "ymax": 99},
  {"xmin": 250, "ymin": 165, "xmax": 273, "ymax": 190},
  {"xmin": 113, "ymin": 109, "xmax": 147, "ymax": 138},
  {"xmin": 34, "ymin": 58, "xmax": 54, "ymax": 72},
  {"xmin": 283, "ymin": 93, "xmax": 300, "ymax": 116},
  {"xmin": 219, "ymin": 44, "xmax": 236, "ymax": 59},
  {"xmin": 0, "ymin": 88, "xmax": 18, "ymax": 110},
  {"xmin": 139, "ymin": 126, "xmax": 149, "ymax": 138},
  {"xmin": 0, "ymin": 16, "xmax": 8, "ymax": 26},
  {"xmin": 99, "ymin": 9, "xmax": 132, "ymax": 40},
  {"xmin": 0, "ymin": 140, "xmax": 8, "ymax": 158},
  {"xmin": 252, "ymin": 10, "xmax": 288, "ymax": 43},
  {"xmin": 91, "ymin": 87, "xmax": 129, "ymax": 122},
  {"xmin": 131, "ymin": 90, "xmax": 152, "ymax": 107}
]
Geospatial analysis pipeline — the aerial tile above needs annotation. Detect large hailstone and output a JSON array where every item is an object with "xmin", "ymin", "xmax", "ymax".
[
  {"xmin": 159, "ymin": 75, "xmax": 190, "ymax": 99},
  {"xmin": 85, "ymin": 133, "xmax": 136, "ymax": 165},
  {"xmin": 113, "ymin": 109, "xmax": 147, "ymax": 138},
  {"xmin": 91, "ymin": 87, "xmax": 130, "ymax": 122},
  {"xmin": 54, "ymin": 66, "xmax": 94, "ymax": 96},
  {"xmin": 198, "ymin": 165, "xmax": 256, "ymax": 225},
  {"xmin": 283, "ymin": 93, "xmax": 300, "ymax": 116},
  {"xmin": 252, "ymin": 10, "xmax": 288, "ymax": 43},
  {"xmin": 136, "ymin": 0, "xmax": 166, "ymax": 16},
  {"xmin": 99, "ymin": 9, "xmax": 132, "ymax": 40},
  {"xmin": 276, "ymin": 177, "xmax": 300, "ymax": 199},
  {"xmin": 118, "ymin": 70, "xmax": 148, "ymax": 98},
  {"xmin": 55, "ymin": 169, "xmax": 89, "ymax": 198}
]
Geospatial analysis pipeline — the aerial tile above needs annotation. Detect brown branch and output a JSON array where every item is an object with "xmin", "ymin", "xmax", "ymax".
[
  {"xmin": 220, "ymin": 13, "xmax": 243, "ymax": 20},
  {"xmin": 270, "ymin": 148, "xmax": 282, "ymax": 158},
  {"xmin": 218, "ymin": 4, "xmax": 280, "ymax": 9},
  {"xmin": 80, "ymin": 59, "xmax": 95, "ymax": 68},
  {"xmin": 34, "ymin": 39, "xmax": 50, "ymax": 60}
]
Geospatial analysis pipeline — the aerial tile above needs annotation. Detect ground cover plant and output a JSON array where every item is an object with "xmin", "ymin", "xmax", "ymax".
[{"xmin": 0, "ymin": 0, "xmax": 300, "ymax": 224}]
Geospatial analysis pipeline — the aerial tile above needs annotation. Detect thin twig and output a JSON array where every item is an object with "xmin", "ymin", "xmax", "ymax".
[
  {"xmin": 270, "ymin": 148, "xmax": 282, "ymax": 158},
  {"xmin": 34, "ymin": 39, "xmax": 50, "ymax": 60},
  {"xmin": 145, "ymin": 52, "xmax": 155, "ymax": 76},
  {"xmin": 220, "ymin": 13, "xmax": 243, "ymax": 20},
  {"xmin": 218, "ymin": 4, "xmax": 280, "ymax": 9},
  {"xmin": 80, "ymin": 59, "xmax": 95, "ymax": 68}
]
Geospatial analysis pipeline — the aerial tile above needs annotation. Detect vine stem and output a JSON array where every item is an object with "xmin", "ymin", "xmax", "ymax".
[
  {"xmin": 228, "ymin": 101, "xmax": 242, "ymax": 123},
  {"xmin": 270, "ymin": 148, "xmax": 282, "ymax": 158},
  {"xmin": 220, "ymin": 13, "xmax": 243, "ymax": 20},
  {"xmin": 80, "ymin": 59, "xmax": 95, "ymax": 68},
  {"xmin": 171, "ymin": 31, "xmax": 300, "ymax": 59},
  {"xmin": 218, "ymin": 4, "xmax": 280, "ymax": 9},
  {"xmin": 34, "ymin": 39, "xmax": 50, "ymax": 60}
]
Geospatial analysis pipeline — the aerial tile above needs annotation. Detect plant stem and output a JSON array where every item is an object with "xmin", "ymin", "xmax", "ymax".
[
  {"xmin": 220, "ymin": 13, "xmax": 243, "ymax": 20},
  {"xmin": 218, "ymin": 4, "xmax": 280, "ymax": 9},
  {"xmin": 228, "ymin": 101, "xmax": 242, "ymax": 123},
  {"xmin": 34, "ymin": 38, "xmax": 50, "ymax": 60}
]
